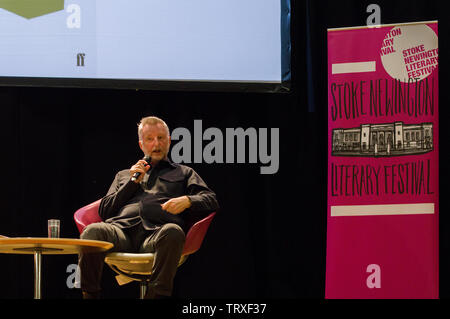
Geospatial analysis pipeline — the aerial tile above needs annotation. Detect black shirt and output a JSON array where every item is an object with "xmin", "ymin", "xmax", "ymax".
[{"xmin": 99, "ymin": 159, "xmax": 219, "ymax": 233}]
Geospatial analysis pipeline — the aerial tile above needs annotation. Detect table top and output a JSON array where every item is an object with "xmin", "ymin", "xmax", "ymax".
[{"xmin": 0, "ymin": 237, "xmax": 113, "ymax": 255}]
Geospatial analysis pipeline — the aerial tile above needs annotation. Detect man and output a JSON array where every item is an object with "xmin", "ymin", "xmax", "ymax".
[{"xmin": 79, "ymin": 116, "xmax": 219, "ymax": 299}]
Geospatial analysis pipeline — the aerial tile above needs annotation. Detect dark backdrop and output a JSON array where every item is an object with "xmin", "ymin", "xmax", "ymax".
[{"xmin": 0, "ymin": 0, "xmax": 448, "ymax": 300}]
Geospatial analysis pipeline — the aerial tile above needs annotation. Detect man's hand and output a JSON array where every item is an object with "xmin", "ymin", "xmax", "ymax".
[
  {"xmin": 161, "ymin": 196, "xmax": 192, "ymax": 215},
  {"xmin": 129, "ymin": 159, "xmax": 151, "ymax": 183}
]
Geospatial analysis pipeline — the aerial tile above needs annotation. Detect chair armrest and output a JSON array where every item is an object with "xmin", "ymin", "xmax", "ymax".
[
  {"xmin": 182, "ymin": 212, "xmax": 216, "ymax": 256},
  {"xmin": 74, "ymin": 199, "xmax": 103, "ymax": 233}
]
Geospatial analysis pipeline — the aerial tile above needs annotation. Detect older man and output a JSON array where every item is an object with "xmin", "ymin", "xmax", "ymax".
[{"xmin": 79, "ymin": 116, "xmax": 219, "ymax": 299}]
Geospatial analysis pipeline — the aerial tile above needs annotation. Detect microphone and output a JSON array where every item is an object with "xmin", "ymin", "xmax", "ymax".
[{"xmin": 131, "ymin": 155, "xmax": 152, "ymax": 182}]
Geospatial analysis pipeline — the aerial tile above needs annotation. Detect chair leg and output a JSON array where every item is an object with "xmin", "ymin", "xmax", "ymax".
[{"xmin": 139, "ymin": 281, "xmax": 147, "ymax": 299}]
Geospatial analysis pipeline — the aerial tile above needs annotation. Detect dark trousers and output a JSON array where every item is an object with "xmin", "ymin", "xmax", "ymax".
[{"xmin": 79, "ymin": 221, "xmax": 185, "ymax": 298}]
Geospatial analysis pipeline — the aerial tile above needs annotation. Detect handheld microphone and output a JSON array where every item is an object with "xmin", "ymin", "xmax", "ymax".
[{"xmin": 131, "ymin": 155, "xmax": 152, "ymax": 182}]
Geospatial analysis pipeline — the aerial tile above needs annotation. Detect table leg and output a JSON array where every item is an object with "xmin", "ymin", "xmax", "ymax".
[{"xmin": 34, "ymin": 251, "xmax": 42, "ymax": 299}]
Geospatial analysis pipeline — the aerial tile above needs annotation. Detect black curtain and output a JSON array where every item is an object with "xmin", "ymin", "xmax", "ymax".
[{"xmin": 0, "ymin": 0, "xmax": 447, "ymax": 300}]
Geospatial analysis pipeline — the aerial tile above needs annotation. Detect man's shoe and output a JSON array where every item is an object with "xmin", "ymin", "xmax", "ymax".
[
  {"xmin": 144, "ymin": 287, "xmax": 171, "ymax": 299},
  {"xmin": 82, "ymin": 291, "xmax": 101, "ymax": 299}
]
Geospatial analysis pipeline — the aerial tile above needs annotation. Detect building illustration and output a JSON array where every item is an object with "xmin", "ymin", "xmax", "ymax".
[{"xmin": 332, "ymin": 121, "xmax": 433, "ymax": 157}]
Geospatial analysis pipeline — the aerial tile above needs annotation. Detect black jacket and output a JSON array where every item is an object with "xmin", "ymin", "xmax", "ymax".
[{"xmin": 99, "ymin": 159, "xmax": 219, "ymax": 233}]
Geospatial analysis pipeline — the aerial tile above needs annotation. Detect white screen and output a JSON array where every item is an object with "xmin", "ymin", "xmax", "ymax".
[{"xmin": 0, "ymin": 0, "xmax": 283, "ymax": 83}]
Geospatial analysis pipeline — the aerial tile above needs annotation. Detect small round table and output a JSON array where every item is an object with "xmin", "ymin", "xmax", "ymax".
[{"xmin": 0, "ymin": 237, "xmax": 113, "ymax": 299}]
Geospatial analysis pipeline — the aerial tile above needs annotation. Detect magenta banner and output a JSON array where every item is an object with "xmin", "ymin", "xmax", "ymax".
[{"xmin": 326, "ymin": 21, "xmax": 439, "ymax": 298}]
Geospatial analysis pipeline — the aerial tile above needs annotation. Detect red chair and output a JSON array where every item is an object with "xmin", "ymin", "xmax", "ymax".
[
  {"xmin": 74, "ymin": 199, "xmax": 216, "ymax": 298},
  {"xmin": 74, "ymin": 199, "xmax": 103, "ymax": 234}
]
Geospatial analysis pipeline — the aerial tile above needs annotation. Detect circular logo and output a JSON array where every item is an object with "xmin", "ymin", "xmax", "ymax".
[{"xmin": 380, "ymin": 24, "xmax": 438, "ymax": 82}]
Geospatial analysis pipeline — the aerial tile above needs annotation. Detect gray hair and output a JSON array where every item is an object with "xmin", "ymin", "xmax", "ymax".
[{"xmin": 137, "ymin": 116, "xmax": 170, "ymax": 141}]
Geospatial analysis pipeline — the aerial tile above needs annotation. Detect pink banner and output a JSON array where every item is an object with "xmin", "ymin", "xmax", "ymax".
[{"xmin": 326, "ymin": 21, "xmax": 439, "ymax": 298}]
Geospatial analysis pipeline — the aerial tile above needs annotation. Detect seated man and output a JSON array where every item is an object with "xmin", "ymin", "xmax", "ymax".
[{"xmin": 79, "ymin": 116, "xmax": 219, "ymax": 299}]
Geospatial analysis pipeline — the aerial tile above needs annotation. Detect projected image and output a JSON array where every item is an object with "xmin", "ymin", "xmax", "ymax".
[
  {"xmin": 0, "ymin": 0, "xmax": 284, "ymax": 83},
  {"xmin": 0, "ymin": 0, "xmax": 95, "ymax": 78},
  {"xmin": 0, "ymin": 0, "xmax": 65, "ymax": 19}
]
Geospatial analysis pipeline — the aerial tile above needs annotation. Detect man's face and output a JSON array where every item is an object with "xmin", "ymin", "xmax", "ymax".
[{"xmin": 139, "ymin": 123, "xmax": 171, "ymax": 164}]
